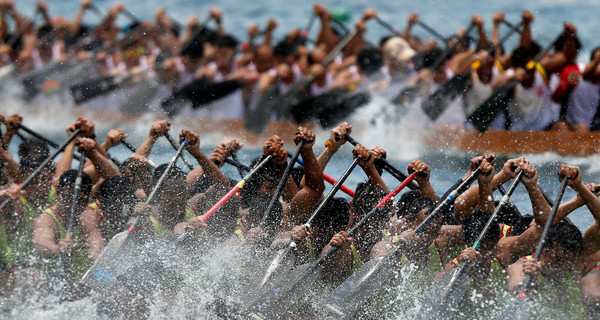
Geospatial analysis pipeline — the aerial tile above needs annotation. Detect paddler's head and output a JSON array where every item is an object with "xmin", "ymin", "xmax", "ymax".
[
  {"xmin": 18, "ymin": 139, "xmax": 54, "ymax": 207},
  {"xmin": 98, "ymin": 176, "xmax": 136, "ymax": 228},
  {"xmin": 57, "ymin": 169, "xmax": 93, "ymax": 218},
  {"xmin": 349, "ymin": 183, "xmax": 392, "ymax": 242},
  {"xmin": 151, "ymin": 164, "xmax": 188, "ymax": 218},
  {"xmin": 539, "ymin": 221, "xmax": 582, "ymax": 280},
  {"xmin": 254, "ymin": 45, "xmax": 274, "ymax": 73},
  {"xmin": 462, "ymin": 210, "xmax": 500, "ymax": 259},
  {"xmin": 310, "ymin": 197, "xmax": 350, "ymax": 247}
]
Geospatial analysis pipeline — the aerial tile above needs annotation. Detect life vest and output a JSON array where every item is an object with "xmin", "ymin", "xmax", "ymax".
[{"xmin": 41, "ymin": 207, "xmax": 91, "ymax": 279}]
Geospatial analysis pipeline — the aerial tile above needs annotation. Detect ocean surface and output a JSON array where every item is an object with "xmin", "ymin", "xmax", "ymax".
[{"xmin": 2, "ymin": 1, "xmax": 600, "ymax": 319}]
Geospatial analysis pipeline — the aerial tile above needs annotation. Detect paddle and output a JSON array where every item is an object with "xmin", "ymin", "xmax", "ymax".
[
  {"xmin": 415, "ymin": 167, "xmax": 524, "ymax": 319},
  {"xmin": 16, "ymin": 124, "xmax": 124, "ymax": 166},
  {"xmin": 0, "ymin": 129, "xmax": 81, "ymax": 212},
  {"xmin": 164, "ymin": 132, "xmax": 195, "ymax": 171},
  {"xmin": 416, "ymin": 20, "xmax": 449, "ymax": 44},
  {"xmin": 245, "ymin": 172, "xmax": 417, "ymax": 319},
  {"xmin": 257, "ymin": 156, "xmax": 360, "ymax": 288},
  {"xmin": 58, "ymin": 150, "xmax": 87, "ymax": 300},
  {"xmin": 344, "ymin": 134, "xmax": 419, "ymax": 191},
  {"xmin": 319, "ymin": 162, "xmax": 485, "ymax": 319},
  {"xmin": 226, "ymin": 155, "xmax": 355, "ymax": 197},
  {"xmin": 230, "ymin": 151, "xmax": 245, "ymax": 179},
  {"xmin": 245, "ymin": 26, "xmax": 361, "ymax": 133},
  {"xmin": 195, "ymin": 155, "xmax": 274, "ymax": 227},
  {"xmin": 295, "ymin": 157, "xmax": 355, "ymax": 197},
  {"xmin": 421, "ymin": 20, "xmax": 522, "ymax": 120},
  {"xmin": 499, "ymin": 176, "xmax": 570, "ymax": 319},
  {"xmin": 79, "ymin": 140, "xmax": 188, "ymax": 290},
  {"xmin": 391, "ymin": 22, "xmax": 476, "ymax": 107},
  {"xmin": 467, "ymin": 31, "xmax": 563, "ymax": 132},
  {"xmin": 258, "ymin": 140, "xmax": 306, "ymax": 237}
]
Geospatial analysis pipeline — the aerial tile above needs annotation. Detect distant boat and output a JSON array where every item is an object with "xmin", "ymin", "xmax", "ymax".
[{"xmin": 425, "ymin": 127, "xmax": 600, "ymax": 157}]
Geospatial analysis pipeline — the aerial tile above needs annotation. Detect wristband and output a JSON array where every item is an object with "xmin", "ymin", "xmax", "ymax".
[{"xmin": 325, "ymin": 139, "xmax": 338, "ymax": 152}]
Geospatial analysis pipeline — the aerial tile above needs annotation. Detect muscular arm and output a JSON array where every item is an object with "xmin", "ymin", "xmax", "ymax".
[
  {"xmin": 33, "ymin": 214, "xmax": 60, "ymax": 258},
  {"xmin": 80, "ymin": 207, "xmax": 105, "ymax": 261}
]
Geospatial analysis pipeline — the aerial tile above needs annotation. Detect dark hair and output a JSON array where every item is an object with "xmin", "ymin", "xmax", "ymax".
[
  {"xmin": 217, "ymin": 34, "xmax": 239, "ymax": 48},
  {"xmin": 554, "ymin": 32, "xmax": 582, "ymax": 52},
  {"xmin": 379, "ymin": 36, "xmax": 392, "ymax": 48},
  {"xmin": 98, "ymin": 176, "xmax": 136, "ymax": 210},
  {"xmin": 240, "ymin": 156, "xmax": 280, "ymax": 209},
  {"xmin": 495, "ymin": 200, "xmax": 521, "ymax": 226},
  {"xmin": 246, "ymin": 193, "xmax": 283, "ymax": 233},
  {"xmin": 352, "ymin": 183, "xmax": 388, "ymax": 219},
  {"xmin": 509, "ymin": 214, "xmax": 533, "ymax": 237},
  {"xmin": 311, "ymin": 197, "xmax": 350, "ymax": 233},
  {"xmin": 290, "ymin": 167, "xmax": 304, "ymax": 188},
  {"xmin": 403, "ymin": 196, "xmax": 436, "ymax": 222},
  {"xmin": 152, "ymin": 164, "xmax": 185, "ymax": 186},
  {"xmin": 357, "ymin": 48, "xmax": 384, "ymax": 76},
  {"xmin": 545, "ymin": 221, "xmax": 583, "ymax": 253},
  {"xmin": 396, "ymin": 190, "xmax": 421, "ymax": 217},
  {"xmin": 274, "ymin": 41, "xmax": 294, "ymax": 58},
  {"xmin": 18, "ymin": 139, "xmax": 49, "ymax": 162},
  {"xmin": 462, "ymin": 210, "xmax": 500, "ymax": 247},
  {"xmin": 510, "ymin": 46, "xmax": 535, "ymax": 69},
  {"xmin": 19, "ymin": 157, "xmax": 55, "ymax": 176},
  {"xmin": 57, "ymin": 169, "xmax": 93, "ymax": 196}
]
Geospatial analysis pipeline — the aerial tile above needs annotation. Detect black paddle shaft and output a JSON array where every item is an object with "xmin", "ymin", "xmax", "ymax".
[
  {"xmin": 306, "ymin": 156, "xmax": 360, "ymax": 228},
  {"xmin": 66, "ymin": 151, "xmax": 87, "ymax": 235},
  {"xmin": 0, "ymin": 129, "xmax": 82, "ymax": 211},
  {"xmin": 259, "ymin": 140, "xmax": 306, "ymax": 231},
  {"xmin": 520, "ymin": 177, "xmax": 570, "ymax": 295},
  {"xmin": 164, "ymin": 132, "xmax": 195, "ymax": 171},
  {"xmin": 344, "ymin": 134, "xmax": 419, "ymax": 190}
]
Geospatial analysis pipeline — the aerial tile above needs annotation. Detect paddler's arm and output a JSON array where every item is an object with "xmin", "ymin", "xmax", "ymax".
[
  {"xmin": 316, "ymin": 122, "xmax": 352, "ymax": 176},
  {"xmin": 354, "ymin": 145, "xmax": 388, "ymax": 193},
  {"xmin": 281, "ymin": 128, "xmax": 325, "ymax": 229},
  {"xmin": 79, "ymin": 206, "xmax": 104, "ymax": 261},
  {"xmin": 402, "ymin": 13, "xmax": 418, "ymax": 42},
  {"xmin": 519, "ymin": 10, "xmax": 534, "ymax": 50},
  {"xmin": 78, "ymin": 137, "xmax": 121, "ymax": 182},
  {"xmin": 0, "ymin": 184, "xmax": 24, "ymax": 232},
  {"xmin": 491, "ymin": 12, "xmax": 503, "ymax": 59},
  {"xmin": 541, "ymin": 22, "xmax": 578, "ymax": 74},
  {"xmin": 476, "ymin": 158, "xmax": 495, "ymax": 213},
  {"xmin": 320, "ymin": 231, "xmax": 354, "ymax": 281},
  {"xmin": 408, "ymin": 159, "xmax": 436, "ymax": 200},
  {"xmin": 37, "ymin": 2, "xmax": 54, "ymax": 29},
  {"xmin": 0, "ymin": 147, "xmax": 20, "ymax": 182},
  {"xmin": 454, "ymin": 154, "xmax": 492, "ymax": 224},
  {"xmin": 181, "ymin": 129, "xmax": 230, "ymax": 189},
  {"xmin": 53, "ymin": 140, "xmax": 75, "ymax": 186},
  {"xmin": 2, "ymin": 113, "xmax": 21, "ymax": 151},
  {"xmin": 33, "ymin": 212, "xmax": 71, "ymax": 258},
  {"xmin": 472, "ymin": 14, "xmax": 489, "ymax": 50},
  {"xmin": 314, "ymin": 3, "xmax": 339, "ymax": 54},
  {"xmin": 136, "ymin": 120, "xmax": 170, "ymax": 158},
  {"xmin": 69, "ymin": 0, "xmax": 93, "ymax": 35},
  {"xmin": 507, "ymin": 258, "xmax": 539, "ymax": 294},
  {"xmin": 520, "ymin": 163, "xmax": 551, "ymax": 228}
]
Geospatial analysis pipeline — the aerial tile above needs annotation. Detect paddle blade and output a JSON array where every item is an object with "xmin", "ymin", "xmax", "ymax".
[
  {"xmin": 320, "ymin": 254, "xmax": 395, "ymax": 319},
  {"xmin": 415, "ymin": 267, "xmax": 470, "ymax": 319},
  {"xmin": 246, "ymin": 85, "xmax": 280, "ymax": 133},
  {"xmin": 80, "ymin": 230, "xmax": 134, "ymax": 290},
  {"xmin": 421, "ymin": 72, "xmax": 470, "ymax": 120},
  {"xmin": 259, "ymin": 245, "xmax": 297, "ymax": 287},
  {"xmin": 467, "ymin": 80, "xmax": 516, "ymax": 132},
  {"xmin": 71, "ymin": 76, "xmax": 120, "ymax": 104},
  {"xmin": 245, "ymin": 261, "xmax": 320, "ymax": 319},
  {"xmin": 496, "ymin": 295, "xmax": 531, "ymax": 320}
]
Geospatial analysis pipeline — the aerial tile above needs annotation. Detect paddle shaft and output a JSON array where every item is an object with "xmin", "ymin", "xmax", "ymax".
[
  {"xmin": 415, "ymin": 168, "xmax": 481, "ymax": 234},
  {"xmin": 344, "ymin": 134, "xmax": 419, "ymax": 190},
  {"xmin": 294, "ymin": 157, "xmax": 355, "ymax": 197},
  {"xmin": 417, "ymin": 20, "xmax": 448, "ymax": 43},
  {"xmin": 374, "ymin": 16, "xmax": 401, "ymax": 36},
  {"xmin": 0, "ymin": 129, "xmax": 81, "ymax": 211},
  {"xmin": 164, "ymin": 132, "xmax": 195, "ymax": 170},
  {"xmin": 200, "ymin": 155, "xmax": 273, "ymax": 224},
  {"xmin": 66, "ymin": 151, "xmax": 87, "ymax": 238},
  {"xmin": 127, "ymin": 140, "xmax": 188, "ymax": 234},
  {"xmin": 305, "ymin": 156, "xmax": 360, "ymax": 228},
  {"xmin": 319, "ymin": 173, "xmax": 418, "ymax": 263},
  {"xmin": 430, "ymin": 23, "xmax": 476, "ymax": 71},
  {"xmin": 519, "ymin": 177, "xmax": 569, "ymax": 295},
  {"xmin": 230, "ymin": 152, "xmax": 245, "ymax": 179},
  {"xmin": 260, "ymin": 141, "xmax": 306, "ymax": 229}
]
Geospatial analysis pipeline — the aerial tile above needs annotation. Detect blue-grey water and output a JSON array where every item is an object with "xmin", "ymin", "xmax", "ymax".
[{"xmin": 2, "ymin": 1, "xmax": 600, "ymax": 319}]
